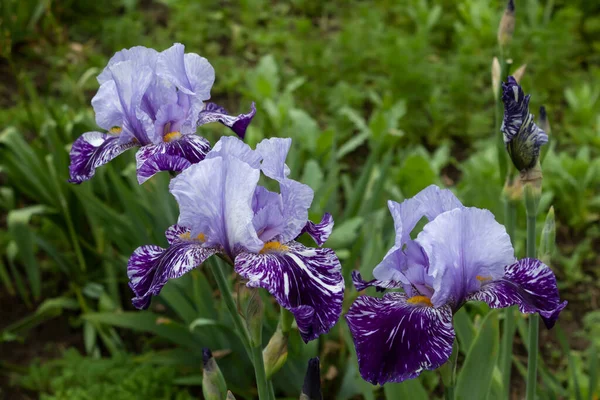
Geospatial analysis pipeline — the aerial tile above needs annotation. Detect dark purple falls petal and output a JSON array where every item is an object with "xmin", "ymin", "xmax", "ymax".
[
  {"xmin": 299, "ymin": 213, "xmax": 334, "ymax": 247},
  {"xmin": 467, "ymin": 258, "xmax": 567, "ymax": 329},
  {"xmin": 197, "ymin": 102, "xmax": 256, "ymax": 139},
  {"xmin": 351, "ymin": 270, "xmax": 404, "ymax": 293},
  {"xmin": 346, "ymin": 293, "xmax": 455, "ymax": 385},
  {"xmin": 68, "ymin": 132, "xmax": 136, "ymax": 183},
  {"xmin": 135, "ymin": 134, "xmax": 210, "ymax": 183},
  {"xmin": 234, "ymin": 241, "xmax": 344, "ymax": 342},
  {"xmin": 128, "ymin": 239, "xmax": 216, "ymax": 309}
]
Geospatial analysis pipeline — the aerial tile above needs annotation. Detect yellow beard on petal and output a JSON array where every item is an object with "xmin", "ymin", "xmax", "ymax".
[
  {"xmin": 260, "ymin": 241, "xmax": 289, "ymax": 254},
  {"xmin": 476, "ymin": 275, "xmax": 492, "ymax": 282},
  {"xmin": 406, "ymin": 295, "xmax": 433, "ymax": 307},
  {"xmin": 178, "ymin": 232, "xmax": 206, "ymax": 242},
  {"xmin": 163, "ymin": 131, "xmax": 182, "ymax": 143},
  {"xmin": 109, "ymin": 126, "xmax": 122, "ymax": 135}
]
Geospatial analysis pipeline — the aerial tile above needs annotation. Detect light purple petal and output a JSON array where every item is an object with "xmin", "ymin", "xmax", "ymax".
[
  {"xmin": 157, "ymin": 43, "xmax": 214, "ymax": 100},
  {"xmin": 137, "ymin": 154, "xmax": 192, "ymax": 184},
  {"xmin": 206, "ymin": 136, "xmax": 262, "ymax": 168},
  {"xmin": 235, "ymin": 241, "xmax": 344, "ymax": 342},
  {"xmin": 256, "ymin": 137, "xmax": 292, "ymax": 181},
  {"xmin": 165, "ymin": 224, "xmax": 191, "ymax": 245},
  {"xmin": 252, "ymin": 186, "xmax": 285, "ymax": 243},
  {"xmin": 97, "ymin": 46, "xmax": 159, "ymax": 84},
  {"xmin": 152, "ymin": 102, "xmax": 188, "ymax": 143},
  {"xmin": 105, "ymin": 60, "xmax": 155, "ymax": 144},
  {"xmin": 346, "ymin": 292, "xmax": 455, "ymax": 385},
  {"xmin": 299, "ymin": 213, "xmax": 334, "ymax": 246},
  {"xmin": 92, "ymin": 80, "xmax": 124, "ymax": 133},
  {"xmin": 68, "ymin": 132, "xmax": 136, "ymax": 184},
  {"xmin": 135, "ymin": 135, "xmax": 210, "ymax": 183},
  {"xmin": 468, "ymin": 258, "xmax": 567, "ymax": 329},
  {"xmin": 278, "ymin": 179, "xmax": 314, "ymax": 243},
  {"xmin": 416, "ymin": 207, "xmax": 516, "ymax": 308},
  {"xmin": 169, "ymin": 155, "xmax": 263, "ymax": 256},
  {"xmin": 128, "ymin": 240, "xmax": 216, "ymax": 309},
  {"xmin": 197, "ymin": 102, "xmax": 257, "ymax": 139}
]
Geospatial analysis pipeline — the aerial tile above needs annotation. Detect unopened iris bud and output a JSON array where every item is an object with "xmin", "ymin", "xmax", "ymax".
[
  {"xmin": 263, "ymin": 327, "xmax": 289, "ymax": 379},
  {"xmin": 513, "ymin": 63, "xmax": 527, "ymax": 83},
  {"xmin": 300, "ymin": 357, "xmax": 322, "ymax": 400},
  {"xmin": 497, "ymin": 0, "xmax": 515, "ymax": 47},
  {"xmin": 492, "ymin": 57, "xmax": 501, "ymax": 99},
  {"xmin": 538, "ymin": 206, "xmax": 556, "ymax": 265},
  {"xmin": 501, "ymin": 76, "xmax": 548, "ymax": 179},
  {"xmin": 202, "ymin": 348, "xmax": 228, "ymax": 400},
  {"xmin": 226, "ymin": 391, "xmax": 237, "ymax": 400}
]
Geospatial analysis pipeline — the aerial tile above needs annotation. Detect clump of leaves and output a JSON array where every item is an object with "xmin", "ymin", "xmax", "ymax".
[{"xmin": 16, "ymin": 349, "xmax": 195, "ymax": 400}]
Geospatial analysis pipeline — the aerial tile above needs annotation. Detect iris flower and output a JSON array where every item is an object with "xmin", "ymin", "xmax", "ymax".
[
  {"xmin": 502, "ymin": 76, "xmax": 548, "ymax": 172},
  {"xmin": 68, "ymin": 43, "xmax": 255, "ymax": 184},
  {"xmin": 347, "ymin": 185, "xmax": 566, "ymax": 385},
  {"xmin": 127, "ymin": 136, "xmax": 344, "ymax": 342}
]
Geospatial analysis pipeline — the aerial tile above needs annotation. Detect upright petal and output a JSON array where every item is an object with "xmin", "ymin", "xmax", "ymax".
[
  {"xmin": 206, "ymin": 136, "xmax": 262, "ymax": 168},
  {"xmin": 468, "ymin": 258, "xmax": 567, "ymax": 329},
  {"xmin": 299, "ymin": 213, "xmax": 334, "ymax": 247},
  {"xmin": 252, "ymin": 186, "xmax": 285, "ymax": 243},
  {"xmin": 68, "ymin": 132, "xmax": 136, "ymax": 184},
  {"xmin": 235, "ymin": 241, "xmax": 344, "ymax": 342},
  {"xmin": 169, "ymin": 155, "xmax": 263, "ymax": 256},
  {"xmin": 256, "ymin": 137, "xmax": 292, "ymax": 181},
  {"xmin": 346, "ymin": 293, "xmax": 455, "ymax": 385},
  {"xmin": 278, "ymin": 179, "xmax": 314, "ymax": 243},
  {"xmin": 97, "ymin": 46, "xmax": 159, "ymax": 84},
  {"xmin": 157, "ymin": 43, "xmax": 214, "ymax": 100},
  {"xmin": 128, "ymin": 240, "xmax": 216, "ymax": 309},
  {"xmin": 416, "ymin": 207, "xmax": 516, "ymax": 308},
  {"xmin": 107, "ymin": 60, "xmax": 155, "ymax": 144},
  {"xmin": 197, "ymin": 102, "xmax": 257, "ymax": 139}
]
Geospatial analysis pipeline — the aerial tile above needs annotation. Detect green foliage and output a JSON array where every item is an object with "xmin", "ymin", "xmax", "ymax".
[{"xmin": 17, "ymin": 349, "xmax": 195, "ymax": 400}]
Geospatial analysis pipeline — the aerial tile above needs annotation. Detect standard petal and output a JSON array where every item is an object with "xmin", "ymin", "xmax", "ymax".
[
  {"xmin": 256, "ymin": 137, "xmax": 292, "ymax": 181},
  {"xmin": 97, "ymin": 46, "xmax": 159, "ymax": 84},
  {"xmin": 169, "ymin": 155, "xmax": 263, "ymax": 256},
  {"xmin": 197, "ymin": 102, "xmax": 257, "ymax": 139},
  {"xmin": 137, "ymin": 154, "xmax": 191, "ymax": 184},
  {"xmin": 68, "ymin": 132, "xmax": 136, "ymax": 184},
  {"xmin": 235, "ymin": 241, "xmax": 344, "ymax": 342},
  {"xmin": 468, "ymin": 258, "xmax": 567, "ymax": 329},
  {"xmin": 252, "ymin": 186, "xmax": 285, "ymax": 243},
  {"xmin": 346, "ymin": 292, "xmax": 455, "ymax": 385},
  {"xmin": 206, "ymin": 136, "xmax": 262, "ymax": 168},
  {"xmin": 299, "ymin": 213, "xmax": 334, "ymax": 246},
  {"xmin": 128, "ymin": 240, "xmax": 216, "ymax": 309},
  {"xmin": 416, "ymin": 207, "xmax": 516, "ymax": 308},
  {"xmin": 157, "ymin": 43, "xmax": 214, "ymax": 100},
  {"xmin": 278, "ymin": 179, "xmax": 314, "ymax": 243}
]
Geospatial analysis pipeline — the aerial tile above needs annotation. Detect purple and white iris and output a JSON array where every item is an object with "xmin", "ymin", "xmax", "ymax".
[
  {"xmin": 127, "ymin": 136, "xmax": 344, "ymax": 342},
  {"xmin": 68, "ymin": 43, "xmax": 256, "ymax": 184},
  {"xmin": 501, "ymin": 76, "xmax": 548, "ymax": 171},
  {"xmin": 347, "ymin": 185, "xmax": 566, "ymax": 385}
]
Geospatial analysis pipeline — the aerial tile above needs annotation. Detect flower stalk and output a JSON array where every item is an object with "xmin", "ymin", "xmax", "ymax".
[{"xmin": 525, "ymin": 184, "xmax": 540, "ymax": 400}]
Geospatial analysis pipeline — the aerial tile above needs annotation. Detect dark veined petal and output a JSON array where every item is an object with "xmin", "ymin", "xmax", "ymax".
[
  {"xmin": 165, "ymin": 224, "xmax": 192, "ymax": 245},
  {"xmin": 351, "ymin": 271, "xmax": 404, "ymax": 292},
  {"xmin": 197, "ymin": 102, "xmax": 257, "ymax": 139},
  {"xmin": 135, "ymin": 135, "xmax": 210, "ymax": 183},
  {"xmin": 68, "ymin": 132, "xmax": 136, "ymax": 184},
  {"xmin": 137, "ymin": 154, "xmax": 191, "ymax": 184},
  {"xmin": 235, "ymin": 241, "xmax": 344, "ymax": 342},
  {"xmin": 467, "ymin": 258, "xmax": 567, "ymax": 329},
  {"xmin": 128, "ymin": 240, "xmax": 216, "ymax": 309},
  {"xmin": 346, "ymin": 293, "xmax": 455, "ymax": 385},
  {"xmin": 299, "ymin": 213, "xmax": 334, "ymax": 247}
]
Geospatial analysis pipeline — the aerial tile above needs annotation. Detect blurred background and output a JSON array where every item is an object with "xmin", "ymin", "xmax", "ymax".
[{"xmin": 0, "ymin": 0, "xmax": 599, "ymax": 399}]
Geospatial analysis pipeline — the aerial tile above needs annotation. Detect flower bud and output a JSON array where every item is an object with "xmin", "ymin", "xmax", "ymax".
[
  {"xmin": 501, "ymin": 76, "xmax": 548, "ymax": 174},
  {"xmin": 539, "ymin": 106, "xmax": 550, "ymax": 135},
  {"xmin": 538, "ymin": 206, "xmax": 556, "ymax": 265},
  {"xmin": 300, "ymin": 357, "xmax": 322, "ymax": 400},
  {"xmin": 263, "ymin": 327, "xmax": 289, "ymax": 379},
  {"xmin": 226, "ymin": 391, "xmax": 237, "ymax": 400},
  {"xmin": 492, "ymin": 57, "xmax": 501, "ymax": 99},
  {"xmin": 512, "ymin": 63, "xmax": 527, "ymax": 83},
  {"xmin": 497, "ymin": 0, "xmax": 515, "ymax": 48},
  {"xmin": 202, "ymin": 348, "xmax": 228, "ymax": 400}
]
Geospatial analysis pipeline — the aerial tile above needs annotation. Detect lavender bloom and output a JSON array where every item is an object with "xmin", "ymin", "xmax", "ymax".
[
  {"xmin": 68, "ymin": 43, "xmax": 256, "ymax": 184},
  {"xmin": 127, "ymin": 136, "xmax": 344, "ymax": 342},
  {"xmin": 347, "ymin": 185, "xmax": 566, "ymax": 385},
  {"xmin": 501, "ymin": 76, "xmax": 548, "ymax": 171}
]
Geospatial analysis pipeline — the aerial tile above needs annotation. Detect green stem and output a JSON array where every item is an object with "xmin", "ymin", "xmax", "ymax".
[
  {"xmin": 444, "ymin": 341, "xmax": 459, "ymax": 400},
  {"xmin": 501, "ymin": 199, "xmax": 517, "ymax": 399},
  {"xmin": 251, "ymin": 341, "xmax": 271, "ymax": 400},
  {"xmin": 210, "ymin": 260, "xmax": 271, "ymax": 399},
  {"xmin": 209, "ymin": 260, "xmax": 252, "ymax": 358},
  {"xmin": 525, "ymin": 212, "xmax": 538, "ymax": 400}
]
